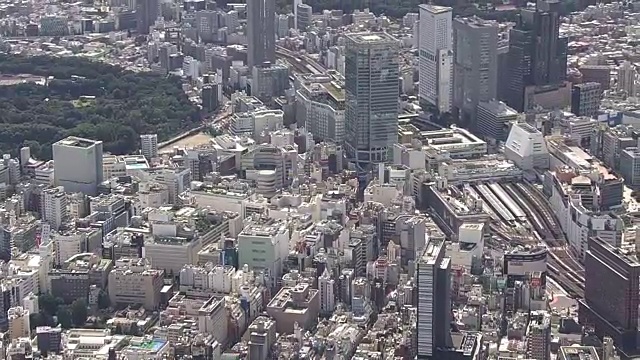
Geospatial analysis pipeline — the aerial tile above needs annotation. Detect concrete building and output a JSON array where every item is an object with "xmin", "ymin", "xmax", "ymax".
[
  {"xmin": 197, "ymin": 296, "xmax": 228, "ymax": 346},
  {"xmin": 41, "ymin": 187, "xmax": 69, "ymax": 231},
  {"xmin": 296, "ymin": 3, "xmax": 312, "ymax": 32},
  {"xmin": 108, "ymin": 258, "xmax": 164, "ymax": 310},
  {"xmin": 140, "ymin": 134, "xmax": 158, "ymax": 160},
  {"xmin": 318, "ymin": 268, "xmax": 335, "ymax": 315},
  {"xmin": 558, "ymin": 346, "xmax": 600, "ymax": 360},
  {"xmin": 619, "ymin": 147, "xmax": 640, "ymax": 187},
  {"xmin": 266, "ymin": 283, "xmax": 319, "ymax": 334},
  {"xmin": 237, "ymin": 221, "xmax": 289, "ymax": 288},
  {"xmin": 247, "ymin": 0, "xmax": 275, "ymax": 68},
  {"xmin": 247, "ymin": 316, "xmax": 277, "ymax": 360},
  {"xmin": 344, "ymin": 32, "xmax": 400, "ymax": 167},
  {"xmin": 579, "ymin": 236, "xmax": 640, "ymax": 353},
  {"xmin": 504, "ymin": 123, "xmax": 549, "ymax": 171},
  {"xmin": 36, "ymin": 326, "xmax": 62, "ymax": 355},
  {"xmin": 452, "ymin": 16, "xmax": 499, "ymax": 123},
  {"xmin": 48, "ymin": 268, "xmax": 91, "ymax": 303},
  {"xmin": 419, "ymin": 5, "xmax": 453, "ymax": 113},
  {"xmin": 571, "ymin": 82, "xmax": 601, "ymax": 117},
  {"xmin": 295, "ymin": 72, "xmax": 345, "ymax": 144},
  {"xmin": 53, "ymin": 137, "xmax": 103, "ymax": 196},
  {"xmin": 580, "ymin": 65, "xmax": 611, "ymax": 91},
  {"xmin": 526, "ymin": 310, "xmax": 551, "ymax": 360},
  {"xmin": 617, "ymin": 61, "xmax": 636, "ymax": 97},
  {"xmin": 475, "ymin": 100, "xmax": 518, "ymax": 142},
  {"xmin": 7, "ymin": 306, "xmax": 29, "ymax": 340},
  {"xmin": 251, "ymin": 62, "xmax": 290, "ymax": 102},
  {"xmin": 416, "ymin": 237, "xmax": 452, "ymax": 358}
]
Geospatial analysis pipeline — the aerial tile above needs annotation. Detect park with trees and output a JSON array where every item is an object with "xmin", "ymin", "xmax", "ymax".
[{"xmin": 0, "ymin": 54, "xmax": 200, "ymax": 159}]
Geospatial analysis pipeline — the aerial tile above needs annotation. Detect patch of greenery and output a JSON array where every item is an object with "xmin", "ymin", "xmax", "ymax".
[{"xmin": 0, "ymin": 54, "xmax": 200, "ymax": 159}]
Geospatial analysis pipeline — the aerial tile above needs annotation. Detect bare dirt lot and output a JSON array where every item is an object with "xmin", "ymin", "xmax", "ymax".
[{"xmin": 159, "ymin": 132, "xmax": 213, "ymax": 152}]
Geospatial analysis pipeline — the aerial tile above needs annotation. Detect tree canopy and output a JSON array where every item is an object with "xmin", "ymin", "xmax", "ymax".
[
  {"xmin": 0, "ymin": 54, "xmax": 200, "ymax": 159},
  {"xmin": 71, "ymin": 299, "xmax": 88, "ymax": 327}
]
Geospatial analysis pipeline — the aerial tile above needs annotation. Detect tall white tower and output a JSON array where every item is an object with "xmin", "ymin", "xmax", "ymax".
[
  {"xmin": 618, "ymin": 61, "xmax": 637, "ymax": 97},
  {"xmin": 140, "ymin": 134, "xmax": 158, "ymax": 160},
  {"xmin": 318, "ymin": 268, "xmax": 335, "ymax": 315},
  {"xmin": 418, "ymin": 4, "xmax": 453, "ymax": 114}
]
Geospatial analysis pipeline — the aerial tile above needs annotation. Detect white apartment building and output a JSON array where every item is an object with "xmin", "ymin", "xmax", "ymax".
[
  {"xmin": 197, "ymin": 296, "xmax": 228, "ymax": 346},
  {"xmin": 318, "ymin": 268, "xmax": 335, "ymax": 314},
  {"xmin": 138, "ymin": 182, "xmax": 170, "ymax": 208},
  {"xmin": 419, "ymin": 5, "xmax": 453, "ymax": 113},
  {"xmin": 183, "ymin": 56, "xmax": 200, "ymax": 79},
  {"xmin": 140, "ymin": 134, "xmax": 159, "ymax": 160},
  {"xmin": 230, "ymin": 109, "xmax": 284, "ymax": 137},
  {"xmin": 34, "ymin": 160, "xmax": 55, "ymax": 186},
  {"xmin": 53, "ymin": 136, "xmax": 103, "ymax": 196},
  {"xmin": 108, "ymin": 258, "xmax": 164, "ymax": 309},
  {"xmin": 53, "ymin": 232, "xmax": 86, "ymax": 266},
  {"xmin": 41, "ymin": 186, "xmax": 69, "ymax": 231},
  {"xmin": 618, "ymin": 60, "xmax": 636, "ymax": 97},
  {"xmin": 7, "ymin": 306, "xmax": 30, "ymax": 340}
]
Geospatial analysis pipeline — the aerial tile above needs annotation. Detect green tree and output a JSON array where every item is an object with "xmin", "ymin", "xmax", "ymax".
[
  {"xmin": 70, "ymin": 299, "xmax": 88, "ymax": 327},
  {"xmin": 39, "ymin": 294, "xmax": 62, "ymax": 316},
  {"xmin": 0, "ymin": 54, "xmax": 201, "ymax": 159},
  {"xmin": 57, "ymin": 306, "xmax": 73, "ymax": 329},
  {"xmin": 97, "ymin": 290, "xmax": 110, "ymax": 310},
  {"xmin": 29, "ymin": 313, "xmax": 44, "ymax": 329}
]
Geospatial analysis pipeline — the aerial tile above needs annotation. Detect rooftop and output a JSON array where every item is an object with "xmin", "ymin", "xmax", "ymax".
[
  {"xmin": 419, "ymin": 4, "xmax": 452, "ymax": 14},
  {"xmin": 56, "ymin": 136, "xmax": 101, "ymax": 148},
  {"xmin": 345, "ymin": 32, "xmax": 399, "ymax": 46}
]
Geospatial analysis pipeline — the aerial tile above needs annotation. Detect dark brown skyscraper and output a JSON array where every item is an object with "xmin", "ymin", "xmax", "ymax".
[
  {"xmin": 579, "ymin": 236, "xmax": 640, "ymax": 353},
  {"xmin": 136, "ymin": 0, "xmax": 159, "ymax": 35},
  {"xmin": 504, "ymin": 0, "xmax": 568, "ymax": 112},
  {"xmin": 247, "ymin": 0, "xmax": 275, "ymax": 68}
]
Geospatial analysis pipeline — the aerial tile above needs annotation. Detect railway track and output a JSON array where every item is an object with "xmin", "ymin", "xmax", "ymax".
[
  {"xmin": 508, "ymin": 182, "xmax": 586, "ymax": 297},
  {"xmin": 513, "ymin": 183, "xmax": 563, "ymax": 246}
]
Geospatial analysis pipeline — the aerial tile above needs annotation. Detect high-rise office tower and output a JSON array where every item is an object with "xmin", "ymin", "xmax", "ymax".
[
  {"xmin": 579, "ymin": 236, "xmax": 640, "ymax": 352},
  {"xmin": 418, "ymin": 5, "xmax": 453, "ymax": 114},
  {"xmin": 247, "ymin": 0, "xmax": 275, "ymax": 68},
  {"xmin": 136, "ymin": 0, "xmax": 159, "ymax": 35},
  {"xmin": 505, "ymin": 0, "xmax": 568, "ymax": 111},
  {"xmin": 53, "ymin": 136, "xmax": 104, "ymax": 196},
  {"xmin": 452, "ymin": 17, "xmax": 499, "ymax": 123},
  {"xmin": 571, "ymin": 82, "xmax": 601, "ymax": 117},
  {"xmin": 343, "ymin": 32, "xmax": 400, "ymax": 168},
  {"xmin": 140, "ymin": 134, "xmax": 158, "ymax": 160},
  {"xmin": 618, "ymin": 60, "xmax": 636, "ymax": 97},
  {"xmin": 416, "ymin": 237, "xmax": 452, "ymax": 358}
]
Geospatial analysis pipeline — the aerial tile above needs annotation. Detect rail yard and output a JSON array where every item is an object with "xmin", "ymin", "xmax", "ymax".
[{"xmin": 463, "ymin": 181, "xmax": 586, "ymax": 298}]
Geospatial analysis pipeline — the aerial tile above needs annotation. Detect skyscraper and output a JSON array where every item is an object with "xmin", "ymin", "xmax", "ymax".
[
  {"xmin": 53, "ymin": 136, "xmax": 103, "ymax": 196},
  {"xmin": 579, "ymin": 236, "xmax": 640, "ymax": 352},
  {"xmin": 416, "ymin": 237, "xmax": 452, "ymax": 358},
  {"xmin": 418, "ymin": 5, "xmax": 453, "ymax": 114},
  {"xmin": 136, "ymin": 0, "xmax": 158, "ymax": 35},
  {"xmin": 452, "ymin": 17, "xmax": 499, "ymax": 124},
  {"xmin": 505, "ymin": 0, "xmax": 568, "ymax": 111},
  {"xmin": 247, "ymin": 0, "xmax": 275, "ymax": 68},
  {"xmin": 343, "ymin": 32, "xmax": 400, "ymax": 168}
]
